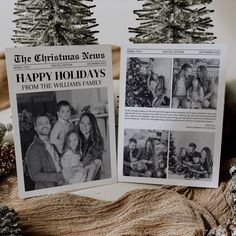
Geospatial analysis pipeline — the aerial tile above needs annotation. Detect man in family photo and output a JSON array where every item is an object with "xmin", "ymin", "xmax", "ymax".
[
  {"xmin": 123, "ymin": 138, "xmax": 141, "ymax": 176},
  {"xmin": 172, "ymin": 63, "xmax": 193, "ymax": 108},
  {"xmin": 26, "ymin": 114, "xmax": 70, "ymax": 190}
]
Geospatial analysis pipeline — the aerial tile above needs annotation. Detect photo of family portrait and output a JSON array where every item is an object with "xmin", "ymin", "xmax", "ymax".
[
  {"xmin": 168, "ymin": 131, "xmax": 214, "ymax": 180},
  {"xmin": 123, "ymin": 129, "xmax": 169, "ymax": 179},
  {"xmin": 17, "ymin": 87, "xmax": 111, "ymax": 192},
  {"xmin": 125, "ymin": 57, "xmax": 171, "ymax": 108},
  {"xmin": 172, "ymin": 58, "xmax": 220, "ymax": 109}
]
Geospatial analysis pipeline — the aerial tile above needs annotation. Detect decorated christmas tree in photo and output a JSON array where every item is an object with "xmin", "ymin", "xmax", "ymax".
[
  {"xmin": 12, "ymin": 0, "xmax": 99, "ymax": 46},
  {"xmin": 129, "ymin": 0, "xmax": 216, "ymax": 43},
  {"xmin": 168, "ymin": 132, "xmax": 177, "ymax": 173}
]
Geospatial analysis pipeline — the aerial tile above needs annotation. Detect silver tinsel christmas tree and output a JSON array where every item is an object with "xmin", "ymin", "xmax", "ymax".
[
  {"xmin": 12, "ymin": 0, "xmax": 99, "ymax": 46},
  {"xmin": 129, "ymin": 0, "xmax": 216, "ymax": 43}
]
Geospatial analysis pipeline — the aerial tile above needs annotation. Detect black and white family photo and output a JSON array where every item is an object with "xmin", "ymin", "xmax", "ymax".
[
  {"xmin": 125, "ymin": 57, "xmax": 171, "ymax": 108},
  {"xmin": 168, "ymin": 131, "xmax": 214, "ymax": 180},
  {"xmin": 123, "ymin": 129, "xmax": 169, "ymax": 179},
  {"xmin": 17, "ymin": 88, "xmax": 111, "ymax": 191},
  {"xmin": 172, "ymin": 58, "xmax": 220, "ymax": 109}
]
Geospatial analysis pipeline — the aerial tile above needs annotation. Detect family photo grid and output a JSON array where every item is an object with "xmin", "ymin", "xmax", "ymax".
[
  {"xmin": 123, "ymin": 129, "xmax": 214, "ymax": 181},
  {"xmin": 125, "ymin": 57, "xmax": 219, "ymax": 110},
  {"xmin": 118, "ymin": 44, "xmax": 226, "ymax": 188},
  {"xmin": 122, "ymin": 55, "xmax": 219, "ymax": 183}
]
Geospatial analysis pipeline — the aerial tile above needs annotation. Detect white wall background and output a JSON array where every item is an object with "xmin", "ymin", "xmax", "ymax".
[
  {"xmin": 1, "ymin": 0, "xmax": 236, "ymax": 81},
  {"xmin": 124, "ymin": 129, "xmax": 169, "ymax": 148},
  {"xmin": 55, "ymin": 88, "xmax": 108, "ymax": 113}
]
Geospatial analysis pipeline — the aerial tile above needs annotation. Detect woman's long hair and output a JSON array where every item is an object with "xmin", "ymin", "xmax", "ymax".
[
  {"xmin": 197, "ymin": 65, "xmax": 209, "ymax": 91},
  {"xmin": 191, "ymin": 78, "xmax": 202, "ymax": 94},
  {"xmin": 201, "ymin": 146, "xmax": 213, "ymax": 174},
  {"xmin": 155, "ymin": 75, "xmax": 166, "ymax": 95},
  {"xmin": 144, "ymin": 137, "xmax": 154, "ymax": 158},
  {"xmin": 77, "ymin": 112, "xmax": 104, "ymax": 153},
  {"xmin": 178, "ymin": 147, "xmax": 188, "ymax": 159}
]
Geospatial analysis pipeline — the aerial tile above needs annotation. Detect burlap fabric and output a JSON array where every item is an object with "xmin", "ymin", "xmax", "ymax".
[{"xmin": 0, "ymin": 158, "xmax": 234, "ymax": 236}]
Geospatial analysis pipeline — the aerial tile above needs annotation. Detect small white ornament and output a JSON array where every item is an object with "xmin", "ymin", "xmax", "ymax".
[{"xmin": 2, "ymin": 131, "xmax": 14, "ymax": 145}]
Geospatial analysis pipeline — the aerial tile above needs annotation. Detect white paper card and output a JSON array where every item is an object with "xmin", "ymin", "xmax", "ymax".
[
  {"xmin": 5, "ymin": 45, "xmax": 116, "ymax": 198},
  {"xmin": 118, "ymin": 44, "xmax": 227, "ymax": 188}
]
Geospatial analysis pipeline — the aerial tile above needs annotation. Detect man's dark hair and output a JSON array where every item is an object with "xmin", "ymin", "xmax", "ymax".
[
  {"xmin": 57, "ymin": 100, "xmax": 71, "ymax": 112},
  {"xmin": 181, "ymin": 63, "xmax": 192, "ymax": 72},
  {"xmin": 33, "ymin": 113, "xmax": 50, "ymax": 126},
  {"xmin": 129, "ymin": 138, "xmax": 137, "ymax": 144},
  {"xmin": 189, "ymin": 143, "xmax": 197, "ymax": 150},
  {"xmin": 193, "ymin": 151, "xmax": 201, "ymax": 158}
]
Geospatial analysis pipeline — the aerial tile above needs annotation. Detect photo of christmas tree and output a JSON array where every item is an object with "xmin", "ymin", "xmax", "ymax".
[{"xmin": 125, "ymin": 57, "xmax": 171, "ymax": 108}]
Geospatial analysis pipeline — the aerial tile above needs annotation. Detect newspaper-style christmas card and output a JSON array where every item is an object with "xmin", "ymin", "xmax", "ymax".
[
  {"xmin": 118, "ymin": 44, "xmax": 227, "ymax": 188},
  {"xmin": 5, "ymin": 45, "xmax": 116, "ymax": 198}
]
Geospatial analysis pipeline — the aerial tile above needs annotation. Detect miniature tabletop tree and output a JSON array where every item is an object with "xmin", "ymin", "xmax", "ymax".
[
  {"xmin": 12, "ymin": 0, "xmax": 99, "ymax": 46},
  {"xmin": 129, "ymin": 0, "xmax": 216, "ymax": 43}
]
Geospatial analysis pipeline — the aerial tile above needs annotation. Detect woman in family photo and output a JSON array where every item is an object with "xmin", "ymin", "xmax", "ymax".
[
  {"xmin": 147, "ymin": 73, "xmax": 167, "ymax": 107},
  {"xmin": 77, "ymin": 112, "xmax": 104, "ymax": 180},
  {"xmin": 172, "ymin": 59, "xmax": 219, "ymax": 109},
  {"xmin": 196, "ymin": 65, "xmax": 218, "ymax": 109}
]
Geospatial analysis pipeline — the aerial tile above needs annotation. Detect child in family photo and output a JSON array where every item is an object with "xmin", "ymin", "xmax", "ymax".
[
  {"xmin": 50, "ymin": 100, "xmax": 74, "ymax": 154},
  {"xmin": 175, "ymin": 147, "xmax": 189, "ymax": 174},
  {"xmin": 61, "ymin": 130, "xmax": 101, "ymax": 184},
  {"xmin": 183, "ymin": 152, "xmax": 205, "ymax": 179},
  {"xmin": 150, "ymin": 142, "xmax": 167, "ymax": 178},
  {"xmin": 186, "ymin": 78, "xmax": 204, "ymax": 109}
]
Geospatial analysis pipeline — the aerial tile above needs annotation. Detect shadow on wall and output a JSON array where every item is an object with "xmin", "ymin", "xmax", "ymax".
[{"xmin": 222, "ymin": 80, "xmax": 236, "ymax": 159}]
